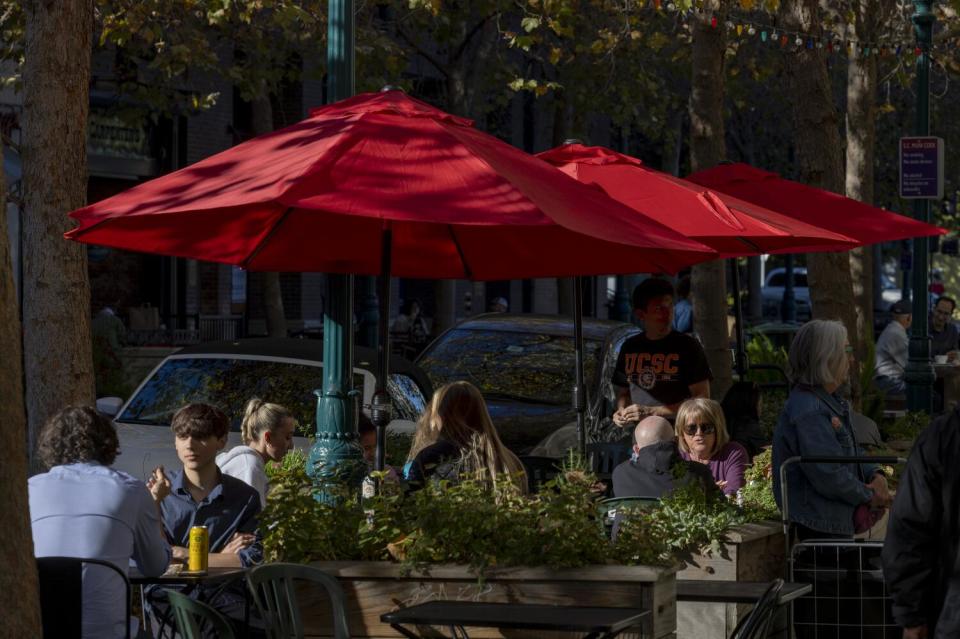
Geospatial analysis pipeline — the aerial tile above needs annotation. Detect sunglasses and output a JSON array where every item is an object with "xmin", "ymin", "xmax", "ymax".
[{"xmin": 683, "ymin": 423, "xmax": 716, "ymax": 436}]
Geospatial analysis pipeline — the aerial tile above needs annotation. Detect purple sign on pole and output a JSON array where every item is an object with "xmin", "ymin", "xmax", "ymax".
[{"xmin": 900, "ymin": 136, "xmax": 944, "ymax": 199}]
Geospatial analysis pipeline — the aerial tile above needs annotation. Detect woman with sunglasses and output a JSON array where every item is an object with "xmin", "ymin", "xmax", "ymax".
[
  {"xmin": 772, "ymin": 319, "xmax": 892, "ymax": 540},
  {"xmin": 675, "ymin": 398, "xmax": 748, "ymax": 497}
]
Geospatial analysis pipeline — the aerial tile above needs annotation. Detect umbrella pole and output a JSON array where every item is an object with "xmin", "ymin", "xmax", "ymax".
[
  {"xmin": 373, "ymin": 228, "xmax": 393, "ymax": 472},
  {"xmin": 731, "ymin": 258, "xmax": 748, "ymax": 378},
  {"xmin": 574, "ymin": 276, "xmax": 586, "ymax": 457}
]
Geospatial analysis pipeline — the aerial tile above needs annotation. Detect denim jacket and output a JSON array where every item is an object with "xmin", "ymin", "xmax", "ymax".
[{"xmin": 772, "ymin": 385, "xmax": 878, "ymax": 535}]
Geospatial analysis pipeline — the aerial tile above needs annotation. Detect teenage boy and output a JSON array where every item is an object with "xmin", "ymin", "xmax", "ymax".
[
  {"xmin": 147, "ymin": 403, "xmax": 262, "ymax": 633},
  {"xmin": 613, "ymin": 278, "xmax": 712, "ymax": 425}
]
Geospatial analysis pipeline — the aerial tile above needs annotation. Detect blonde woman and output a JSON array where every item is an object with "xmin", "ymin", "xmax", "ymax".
[
  {"xmin": 402, "ymin": 381, "xmax": 527, "ymax": 493},
  {"xmin": 216, "ymin": 399, "xmax": 297, "ymax": 506},
  {"xmin": 675, "ymin": 397, "xmax": 749, "ymax": 497}
]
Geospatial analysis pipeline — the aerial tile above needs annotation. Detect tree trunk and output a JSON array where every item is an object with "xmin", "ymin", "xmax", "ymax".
[
  {"xmin": 251, "ymin": 94, "xmax": 287, "ymax": 338},
  {"xmin": 21, "ymin": 0, "xmax": 95, "ymax": 457},
  {"xmin": 689, "ymin": 0, "xmax": 732, "ymax": 400},
  {"xmin": 0, "ymin": 143, "xmax": 43, "ymax": 639},
  {"xmin": 846, "ymin": 9, "xmax": 882, "ymax": 358},
  {"xmin": 781, "ymin": 0, "xmax": 861, "ymax": 401}
]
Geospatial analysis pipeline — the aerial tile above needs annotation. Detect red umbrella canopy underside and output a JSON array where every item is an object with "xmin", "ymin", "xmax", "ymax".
[
  {"xmin": 67, "ymin": 91, "xmax": 716, "ymax": 279},
  {"xmin": 686, "ymin": 162, "xmax": 947, "ymax": 248}
]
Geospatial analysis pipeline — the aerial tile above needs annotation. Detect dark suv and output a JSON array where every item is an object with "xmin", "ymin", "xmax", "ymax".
[{"xmin": 415, "ymin": 314, "xmax": 641, "ymax": 452}]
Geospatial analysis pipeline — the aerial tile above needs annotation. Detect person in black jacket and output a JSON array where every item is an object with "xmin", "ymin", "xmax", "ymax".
[
  {"xmin": 882, "ymin": 408, "xmax": 960, "ymax": 639},
  {"xmin": 611, "ymin": 415, "xmax": 717, "ymax": 498}
]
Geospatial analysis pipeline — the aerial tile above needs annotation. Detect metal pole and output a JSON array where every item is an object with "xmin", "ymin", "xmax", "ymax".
[
  {"xmin": 731, "ymin": 259, "xmax": 748, "ymax": 377},
  {"xmin": 780, "ymin": 254, "xmax": 797, "ymax": 323},
  {"xmin": 612, "ymin": 275, "xmax": 632, "ymax": 323},
  {"xmin": 373, "ymin": 228, "xmax": 393, "ymax": 471},
  {"xmin": 573, "ymin": 276, "xmax": 587, "ymax": 456},
  {"xmin": 308, "ymin": 0, "xmax": 365, "ymax": 489},
  {"xmin": 906, "ymin": 0, "xmax": 936, "ymax": 413}
]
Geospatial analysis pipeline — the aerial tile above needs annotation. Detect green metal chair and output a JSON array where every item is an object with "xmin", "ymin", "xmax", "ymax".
[
  {"xmin": 247, "ymin": 563, "xmax": 351, "ymax": 639},
  {"xmin": 597, "ymin": 496, "xmax": 660, "ymax": 537},
  {"xmin": 164, "ymin": 589, "xmax": 236, "ymax": 639}
]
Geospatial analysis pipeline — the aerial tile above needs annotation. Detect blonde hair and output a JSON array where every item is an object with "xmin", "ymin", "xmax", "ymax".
[
  {"xmin": 241, "ymin": 398, "xmax": 296, "ymax": 445},
  {"xmin": 408, "ymin": 381, "xmax": 527, "ymax": 493},
  {"xmin": 675, "ymin": 397, "xmax": 730, "ymax": 456}
]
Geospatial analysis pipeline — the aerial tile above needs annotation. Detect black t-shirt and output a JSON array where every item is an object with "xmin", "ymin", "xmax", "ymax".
[{"xmin": 612, "ymin": 331, "xmax": 712, "ymax": 407}]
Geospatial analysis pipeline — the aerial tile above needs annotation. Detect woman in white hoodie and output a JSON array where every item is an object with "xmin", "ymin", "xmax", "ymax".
[{"xmin": 217, "ymin": 398, "xmax": 296, "ymax": 506}]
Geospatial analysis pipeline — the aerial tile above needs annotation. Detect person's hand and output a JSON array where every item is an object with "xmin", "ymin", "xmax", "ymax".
[
  {"xmin": 867, "ymin": 474, "xmax": 892, "ymax": 509},
  {"xmin": 171, "ymin": 546, "xmax": 189, "ymax": 562},
  {"xmin": 716, "ymin": 480, "xmax": 728, "ymax": 491},
  {"xmin": 903, "ymin": 624, "xmax": 928, "ymax": 639},
  {"xmin": 613, "ymin": 404, "xmax": 650, "ymax": 427},
  {"xmin": 948, "ymin": 351, "xmax": 959, "ymax": 363},
  {"xmin": 146, "ymin": 466, "xmax": 171, "ymax": 503},
  {"xmin": 222, "ymin": 532, "xmax": 256, "ymax": 555}
]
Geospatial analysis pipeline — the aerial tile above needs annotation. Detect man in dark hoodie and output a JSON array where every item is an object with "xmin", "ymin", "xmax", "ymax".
[
  {"xmin": 883, "ymin": 408, "xmax": 960, "ymax": 639},
  {"xmin": 612, "ymin": 415, "xmax": 717, "ymax": 498}
]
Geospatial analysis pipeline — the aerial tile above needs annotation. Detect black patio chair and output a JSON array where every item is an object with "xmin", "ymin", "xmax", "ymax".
[
  {"xmin": 585, "ymin": 442, "xmax": 632, "ymax": 479},
  {"xmin": 730, "ymin": 578, "xmax": 784, "ymax": 639},
  {"xmin": 518, "ymin": 455, "xmax": 562, "ymax": 493},
  {"xmin": 36, "ymin": 556, "xmax": 131, "ymax": 639}
]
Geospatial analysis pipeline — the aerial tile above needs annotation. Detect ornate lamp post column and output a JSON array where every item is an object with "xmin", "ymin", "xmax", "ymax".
[
  {"xmin": 307, "ymin": 0, "xmax": 366, "ymax": 488},
  {"xmin": 905, "ymin": 0, "xmax": 936, "ymax": 413}
]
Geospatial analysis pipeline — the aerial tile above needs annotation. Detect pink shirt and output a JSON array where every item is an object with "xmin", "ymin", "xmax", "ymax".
[{"xmin": 680, "ymin": 440, "xmax": 749, "ymax": 496}]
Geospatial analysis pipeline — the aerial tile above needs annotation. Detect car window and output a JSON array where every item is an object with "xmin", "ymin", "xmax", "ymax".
[
  {"xmin": 767, "ymin": 273, "xmax": 784, "ymax": 286},
  {"xmin": 417, "ymin": 328, "xmax": 603, "ymax": 406},
  {"xmin": 794, "ymin": 272, "xmax": 808, "ymax": 287},
  {"xmin": 118, "ymin": 357, "xmax": 364, "ymax": 434},
  {"xmin": 386, "ymin": 373, "xmax": 427, "ymax": 421}
]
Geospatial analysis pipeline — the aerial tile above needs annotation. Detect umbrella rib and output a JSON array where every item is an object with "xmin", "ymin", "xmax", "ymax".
[
  {"xmin": 446, "ymin": 224, "xmax": 473, "ymax": 279},
  {"xmin": 242, "ymin": 207, "xmax": 293, "ymax": 270}
]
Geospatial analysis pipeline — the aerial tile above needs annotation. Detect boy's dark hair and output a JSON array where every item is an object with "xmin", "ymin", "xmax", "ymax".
[
  {"xmin": 676, "ymin": 275, "xmax": 691, "ymax": 299},
  {"xmin": 171, "ymin": 403, "xmax": 229, "ymax": 439},
  {"xmin": 38, "ymin": 405, "xmax": 119, "ymax": 468},
  {"xmin": 357, "ymin": 412, "xmax": 375, "ymax": 436},
  {"xmin": 937, "ymin": 296, "xmax": 956, "ymax": 312},
  {"xmin": 632, "ymin": 278, "xmax": 675, "ymax": 311}
]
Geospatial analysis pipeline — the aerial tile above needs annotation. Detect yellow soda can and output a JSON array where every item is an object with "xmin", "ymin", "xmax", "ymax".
[{"xmin": 188, "ymin": 525, "xmax": 209, "ymax": 573}]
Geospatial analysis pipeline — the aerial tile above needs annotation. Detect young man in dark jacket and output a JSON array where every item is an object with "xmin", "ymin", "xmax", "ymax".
[{"xmin": 883, "ymin": 408, "xmax": 960, "ymax": 638}]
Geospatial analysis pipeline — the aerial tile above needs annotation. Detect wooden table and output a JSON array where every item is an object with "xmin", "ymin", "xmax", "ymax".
[
  {"xmin": 382, "ymin": 600, "xmax": 651, "ymax": 639},
  {"xmin": 676, "ymin": 580, "xmax": 811, "ymax": 605},
  {"xmin": 934, "ymin": 363, "xmax": 960, "ymax": 410}
]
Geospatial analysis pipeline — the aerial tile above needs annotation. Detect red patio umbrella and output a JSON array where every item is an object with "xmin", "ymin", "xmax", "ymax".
[
  {"xmin": 68, "ymin": 91, "xmax": 715, "ymax": 279},
  {"xmin": 67, "ymin": 90, "xmax": 717, "ymax": 464},
  {"xmin": 686, "ymin": 162, "xmax": 947, "ymax": 247},
  {"xmin": 537, "ymin": 144, "xmax": 860, "ymax": 255}
]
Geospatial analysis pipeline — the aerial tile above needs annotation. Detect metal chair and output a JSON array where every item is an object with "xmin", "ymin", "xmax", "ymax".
[
  {"xmin": 36, "ymin": 556, "xmax": 131, "ymax": 639},
  {"xmin": 596, "ymin": 496, "xmax": 660, "ymax": 538},
  {"xmin": 164, "ymin": 589, "xmax": 237, "ymax": 639},
  {"xmin": 585, "ymin": 442, "xmax": 632, "ymax": 479},
  {"xmin": 517, "ymin": 455, "xmax": 562, "ymax": 493},
  {"xmin": 730, "ymin": 578, "xmax": 784, "ymax": 639},
  {"xmin": 247, "ymin": 562, "xmax": 351, "ymax": 639}
]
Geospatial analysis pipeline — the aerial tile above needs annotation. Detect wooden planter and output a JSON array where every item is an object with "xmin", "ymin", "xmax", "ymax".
[
  {"xmin": 299, "ymin": 561, "xmax": 678, "ymax": 639},
  {"xmin": 676, "ymin": 520, "xmax": 785, "ymax": 639}
]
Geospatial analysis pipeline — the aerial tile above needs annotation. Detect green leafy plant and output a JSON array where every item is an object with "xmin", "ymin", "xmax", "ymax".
[
  {"xmin": 738, "ymin": 449, "xmax": 780, "ymax": 522},
  {"xmin": 881, "ymin": 411, "xmax": 929, "ymax": 443}
]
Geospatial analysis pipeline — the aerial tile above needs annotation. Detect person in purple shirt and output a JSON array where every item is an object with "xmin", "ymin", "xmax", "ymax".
[
  {"xmin": 29, "ymin": 405, "xmax": 171, "ymax": 639},
  {"xmin": 675, "ymin": 397, "xmax": 749, "ymax": 497}
]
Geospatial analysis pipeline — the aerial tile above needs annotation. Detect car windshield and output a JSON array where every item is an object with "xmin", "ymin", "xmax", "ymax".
[
  {"xmin": 118, "ymin": 357, "xmax": 363, "ymax": 433},
  {"xmin": 417, "ymin": 329, "xmax": 602, "ymax": 406}
]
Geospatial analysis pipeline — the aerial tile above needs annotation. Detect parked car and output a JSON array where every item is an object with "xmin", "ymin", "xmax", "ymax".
[
  {"xmin": 415, "ymin": 313, "xmax": 641, "ymax": 452},
  {"xmin": 761, "ymin": 266, "xmax": 901, "ymax": 321},
  {"xmin": 100, "ymin": 338, "xmax": 432, "ymax": 481}
]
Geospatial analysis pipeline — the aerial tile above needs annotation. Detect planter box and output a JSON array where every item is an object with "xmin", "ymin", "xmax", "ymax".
[
  {"xmin": 300, "ymin": 561, "xmax": 678, "ymax": 639},
  {"xmin": 676, "ymin": 520, "xmax": 785, "ymax": 639}
]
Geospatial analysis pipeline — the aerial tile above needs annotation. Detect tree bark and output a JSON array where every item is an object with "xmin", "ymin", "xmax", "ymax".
[
  {"xmin": 21, "ymin": 0, "xmax": 95, "ymax": 457},
  {"xmin": 0, "ymin": 141, "xmax": 43, "ymax": 639},
  {"xmin": 689, "ymin": 0, "xmax": 732, "ymax": 400},
  {"xmin": 781, "ymin": 0, "xmax": 861, "ymax": 401},
  {"xmin": 846, "ymin": 49, "xmax": 877, "ymax": 358},
  {"xmin": 251, "ymin": 94, "xmax": 287, "ymax": 338}
]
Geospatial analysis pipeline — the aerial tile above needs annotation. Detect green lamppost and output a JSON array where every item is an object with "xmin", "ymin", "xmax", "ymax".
[
  {"xmin": 307, "ymin": 0, "xmax": 366, "ymax": 488},
  {"xmin": 905, "ymin": 0, "xmax": 936, "ymax": 413}
]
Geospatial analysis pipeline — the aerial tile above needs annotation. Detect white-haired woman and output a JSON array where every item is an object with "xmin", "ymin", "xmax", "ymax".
[
  {"xmin": 217, "ymin": 398, "xmax": 297, "ymax": 506},
  {"xmin": 772, "ymin": 320, "xmax": 891, "ymax": 539}
]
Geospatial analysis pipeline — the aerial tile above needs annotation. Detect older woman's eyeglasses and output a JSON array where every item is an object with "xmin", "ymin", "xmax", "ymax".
[{"xmin": 683, "ymin": 423, "xmax": 716, "ymax": 436}]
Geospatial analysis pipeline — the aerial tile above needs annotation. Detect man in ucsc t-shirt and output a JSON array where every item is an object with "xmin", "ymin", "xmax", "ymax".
[{"xmin": 613, "ymin": 278, "xmax": 712, "ymax": 427}]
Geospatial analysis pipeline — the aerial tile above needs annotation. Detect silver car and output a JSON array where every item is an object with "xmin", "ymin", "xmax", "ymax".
[{"xmin": 100, "ymin": 338, "xmax": 431, "ymax": 481}]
